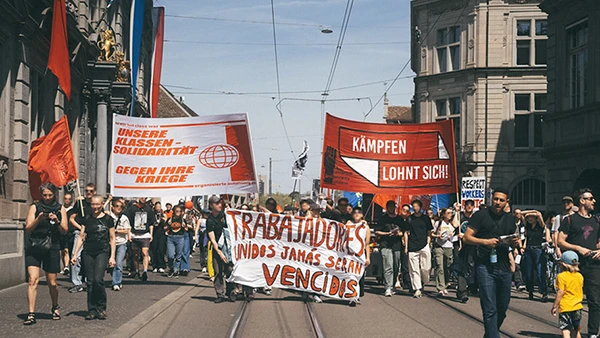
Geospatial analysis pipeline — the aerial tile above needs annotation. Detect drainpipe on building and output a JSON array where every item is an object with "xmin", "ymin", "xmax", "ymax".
[{"xmin": 484, "ymin": 0, "xmax": 490, "ymax": 201}]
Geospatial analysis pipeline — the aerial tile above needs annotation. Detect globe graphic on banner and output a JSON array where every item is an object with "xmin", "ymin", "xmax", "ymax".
[{"xmin": 198, "ymin": 144, "xmax": 239, "ymax": 169}]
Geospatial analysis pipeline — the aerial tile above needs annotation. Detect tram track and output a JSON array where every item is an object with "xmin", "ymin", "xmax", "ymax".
[{"xmin": 227, "ymin": 293, "xmax": 325, "ymax": 338}]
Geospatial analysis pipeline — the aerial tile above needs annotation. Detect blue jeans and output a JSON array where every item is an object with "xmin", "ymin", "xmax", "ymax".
[
  {"xmin": 167, "ymin": 235, "xmax": 185, "ymax": 273},
  {"xmin": 523, "ymin": 247, "xmax": 547, "ymax": 295},
  {"xmin": 476, "ymin": 264, "xmax": 513, "ymax": 338},
  {"xmin": 112, "ymin": 244, "xmax": 127, "ymax": 286},
  {"xmin": 181, "ymin": 232, "xmax": 191, "ymax": 271},
  {"xmin": 71, "ymin": 231, "xmax": 83, "ymax": 286}
]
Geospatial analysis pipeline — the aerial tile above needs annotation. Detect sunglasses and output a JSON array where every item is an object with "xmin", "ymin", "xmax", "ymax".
[
  {"xmin": 85, "ymin": 189, "xmax": 95, "ymax": 193},
  {"xmin": 582, "ymin": 197, "xmax": 596, "ymax": 201}
]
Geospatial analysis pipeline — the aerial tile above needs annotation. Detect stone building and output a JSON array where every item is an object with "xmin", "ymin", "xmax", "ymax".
[
  {"xmin": 411, "ymin": 0, "xmax": 548, "ymax": 210},
  {"xmin": 0, "ymin": 0, "xmax": 154, "ymax": 289},
  {"xmin": 540, "ymin": 0, "xmax": 600, "ymax": 210},
  {"xmin": 383, "ymin": 94, "xmax": 414, "ymax": 124}
]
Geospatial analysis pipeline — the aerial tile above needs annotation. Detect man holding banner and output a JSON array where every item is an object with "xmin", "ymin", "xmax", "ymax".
[{"xmin": 206, "ymin": 195, "xmax": 235, "ymax": 303}]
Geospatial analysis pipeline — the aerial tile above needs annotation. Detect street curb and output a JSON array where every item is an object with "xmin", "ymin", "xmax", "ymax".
[{"xmin": 107, "ymin": 276, "xmax": 209, "ymax": 338}]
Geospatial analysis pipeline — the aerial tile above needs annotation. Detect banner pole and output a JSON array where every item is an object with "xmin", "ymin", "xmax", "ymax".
[{"xmin": 76, "ymin": 179, "xmax": 84, "ymax": 217}]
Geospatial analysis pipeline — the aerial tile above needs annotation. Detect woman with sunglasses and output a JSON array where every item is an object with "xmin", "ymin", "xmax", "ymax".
[
  {"xmin": 23, "ymin": 183, "xmax": 68, "ymax": 325},
  {"xmin": 71, "ymin": 195, "xmax": 116, "ymax": 320}
]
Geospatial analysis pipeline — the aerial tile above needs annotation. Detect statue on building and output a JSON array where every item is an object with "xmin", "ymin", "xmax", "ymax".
[
  {"xmin": 97, "ymin": 29, "xmax": 116, "ymax": 61},
  {"xmin": 115, "ymin": 51, "xmax": 130, "ymax": 82},
  {"xmin": 0, "ymin": 158, "xmax": 7, "ymax": 198}
]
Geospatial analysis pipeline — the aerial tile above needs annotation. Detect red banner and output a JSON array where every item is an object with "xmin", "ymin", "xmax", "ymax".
[{"xmin": 320, "ymin": 114, "xmax": 457, "ymax": 195}]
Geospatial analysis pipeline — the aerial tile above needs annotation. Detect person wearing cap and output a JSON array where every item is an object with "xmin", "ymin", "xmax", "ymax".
[
  {"xmin": 552, "ymin": 196, "xmax": 576, "ymax": 258},
  {"xmin": 552, "ymin": 250, "xmax": 584, "ymax": 338},
  {"xmin": 206, "ymin": 195, "xmax": 235, "ymax": 303},
  {"xmin": 558, "ymin": 188, "xmax": 600, "ymax": 338}
]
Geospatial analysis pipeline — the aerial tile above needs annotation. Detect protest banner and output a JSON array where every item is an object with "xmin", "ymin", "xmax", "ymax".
[
  {"xmin": 460, "ymin": 177, "xmax": 486, "ymax": 210},
  {"xmin": 320, "ymin": 113, "xmax": 458, "ymax": 195},
  {"xmin": 111, "ymin": 113, "xmax": 257, "ymax": 197},
  {"xmin": 226, "ymin": 210, "xmax": 368, "ymax": 299}
]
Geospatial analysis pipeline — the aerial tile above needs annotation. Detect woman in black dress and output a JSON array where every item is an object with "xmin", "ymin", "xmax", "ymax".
[
  {"xmin": 71, "ymin": 195, "xmax": 116, "ymax": 320},
  {"xmin": 23, "ymin": 182, "xmax": 68, "ymax": 325}
]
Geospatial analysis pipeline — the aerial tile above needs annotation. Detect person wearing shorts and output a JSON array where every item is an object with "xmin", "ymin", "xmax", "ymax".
[
  {"xmin": 23, "ymin": 183, "xmax": 68, "ymax": 325},
  {"xmin": 126, "ymin": 198, "xmax": 154, "ymax": 282},
  {"xmin": 552, "ymin": 251, "xmax": 584, "ymax": 338}
]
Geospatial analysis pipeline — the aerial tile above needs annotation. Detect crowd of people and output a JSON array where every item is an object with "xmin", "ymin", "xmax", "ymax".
[{"xmin": 21, "ymin": 183, "xmax": 600, "ymax": 338}]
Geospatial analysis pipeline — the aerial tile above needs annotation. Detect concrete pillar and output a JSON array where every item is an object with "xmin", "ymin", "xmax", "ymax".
[{"xmin": 95, "ymin": 90, "xmax": 109, "ymax": 196}]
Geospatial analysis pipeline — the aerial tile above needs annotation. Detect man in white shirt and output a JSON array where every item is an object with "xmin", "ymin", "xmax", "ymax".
[{"xmin": 552, "ymin": 196, "xmax": 575, "ymax": 258}]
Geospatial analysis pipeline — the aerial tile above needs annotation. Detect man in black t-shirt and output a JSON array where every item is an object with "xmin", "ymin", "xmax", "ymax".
[
  {"xmin": 558, "ymin": 188, "xmax": 600, "ymax": 337},
  {"xmin": 126, "ymin": 198, "xmax": 154, "ymax": 282},
  {"xmin": 68, "ymin": 183, "xmax": 96, "ymax": 293},
  {"xmin": 464, "ymin": 188, "xmax": 518, "ymax": 338},
  {"xmin": 375, "ymin": 200, "xmax": 405, "ymax": 296},
  {"xmin": 403, "ymin": 199, "xmax": 434, "ymax": 298}
]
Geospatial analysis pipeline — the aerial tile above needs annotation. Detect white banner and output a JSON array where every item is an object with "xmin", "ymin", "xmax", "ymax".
[
  {"xmin": 111, "ymin": 114, "xmax": 257, "ymax": 197},
  {"xmin": 460, "ymin": 177, "xmax": 486, "ymax": 210},
  {"xmin": 225, "ymin": 210, "xmax": 367, "ymax": 299}
]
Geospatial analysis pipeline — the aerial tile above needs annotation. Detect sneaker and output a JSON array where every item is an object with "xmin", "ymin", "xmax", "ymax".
[
  {"xmin": 158, "ymin": 268, "xmax": 165, "ymax": 273},
  {"xmin": 413, "ymin": 290, "xmax": 423, "ymax": 298},
  {"xmin": 181, "ymin": 270, "xmax": 189, "ymax": 276},
  {"xmin": 312, "ymin": 295, "xmax": 323, "ymax": 303},
  {"xmin": 214, "ymin": 297, "xmax": 225, "ymax": 304},
  {"xmin": 349, "ymin": 297, "xmax": 358, "ymax": 307},
  {"xmin": 265, "ymin": 289, "xmax": 272, "ymax": 296},
  {"xmin": 69, "ymin": 285, "xmax": 84, "ymax": 293},
  {"xmin": 528, "ymin": 292, "xmax": 534, "ymax": 300},
  {"xmin": 461, "ymin": 296, "xmax": 469, "ymax": 304},
  {"xmin": 62, "ymin": 267, "xmax": 70, "ymax": 275},
  {"xmin": 85, "ymin": 311, "xmax": 97, "ymax": 320},
  {"xmin": 152, "ymin": 268, "xmax": 158, "ymax": 273},
  {"xmin": 141, "ymin": 271, "xmax": 148, "ymax": 282},
  {"xmin": 541, "ymin": 295, "xmax": 549, "ymax": 303},
  {"xmin": 202, "ymin": 267, "xmax": 207, "ymax": 273},
  {"xmin": 167, "ymin": 271, "xmax": 174, "ymax": 278},
  {"xmin": 96, "ymin": 310, "xmax": 107, "ymax": 320},
  {"xmin": 112, "ymin": 285, "xmax": 121, "ymax": 291},
  {"xmin": 518, "ymin": 285, "xmax": 526, "ymax": 292},
  {"xmin": 173, "ymin": 271, "xmax": 179, "ymax": 279},
  {"xmin": 384, "ymin": 289, "xmax": 392, "ymax": 297}
]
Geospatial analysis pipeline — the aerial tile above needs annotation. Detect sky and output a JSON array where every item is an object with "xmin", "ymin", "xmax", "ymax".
[{"xmin": 157, "ymin": 0, "xmax": 414, "ymax": 194}]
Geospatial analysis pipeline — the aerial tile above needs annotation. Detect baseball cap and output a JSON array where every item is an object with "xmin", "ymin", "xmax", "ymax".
[
  {"xmin": 560, "ymin": 250, "xmax": 579, "ymax": 266},
  {"xmin": 562, "ymin": 196, "xmax": 574, "ymax": 203},
  {"xmin": 208, "ymin": 195, "xmax": 222, "ymax": 205}
]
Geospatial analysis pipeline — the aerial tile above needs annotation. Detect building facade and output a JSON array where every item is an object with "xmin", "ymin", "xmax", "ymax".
[
  {"xmin": 540, "ymin": 0, "xmax": 600, "ymax": 210},
  {"xmin": 411, "ymin": 0, "xmax": 548, "ymax": 210},
  {"xmin": 0, "ymin": 0, "xmax": 154, "ymax": 289}
]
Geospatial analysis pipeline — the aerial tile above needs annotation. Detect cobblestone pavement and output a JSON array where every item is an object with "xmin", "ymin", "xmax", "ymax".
[{"xmin": 0, "ymin": 253, "xmax": 207, "ymax": 338}]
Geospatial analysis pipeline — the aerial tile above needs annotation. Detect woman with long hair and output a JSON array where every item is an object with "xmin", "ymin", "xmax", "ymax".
[
  {"xmin": 166, "ymin": 205, "xmax": 187, "ymax": 278},
  {"xmin": 71, "ymin": 195, "xmax": 116, "ymax": 320},
  {"xmin": 521, "ymin": 210, "xmax": 552, "ymax": 302},
  {"xmin": 23, "ymin": 183, "xmax": 68, "ymax": 325}
]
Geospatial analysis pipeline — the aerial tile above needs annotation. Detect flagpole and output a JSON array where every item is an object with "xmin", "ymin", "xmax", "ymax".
[{"xmin": 76, "ymin": 179, "xmax": 84, "ymax": 217}]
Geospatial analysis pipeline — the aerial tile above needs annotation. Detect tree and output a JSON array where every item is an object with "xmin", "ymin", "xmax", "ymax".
[{"xmin": 259, "ymin": 193, "xmax": 293, "ymax": 208}]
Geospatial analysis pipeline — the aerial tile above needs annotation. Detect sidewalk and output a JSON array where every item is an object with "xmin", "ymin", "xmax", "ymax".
[{"xmin": 0, "ymin": 253, "xmax": 207, "ymax": 338}]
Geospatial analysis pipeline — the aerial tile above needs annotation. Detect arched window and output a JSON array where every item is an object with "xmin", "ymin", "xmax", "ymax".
[{"xmin": 510, "ymin": 178, "xmax": 546, "ymax": 207}]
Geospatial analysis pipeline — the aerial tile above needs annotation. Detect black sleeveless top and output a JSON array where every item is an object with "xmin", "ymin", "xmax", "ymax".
[
  {"xmin": 31, "ymin": 201, "xmax": 63, "ymax": 250},
  {"xmin": 525, "ymin": 222, "xmax": 545, "ymax": 247}
]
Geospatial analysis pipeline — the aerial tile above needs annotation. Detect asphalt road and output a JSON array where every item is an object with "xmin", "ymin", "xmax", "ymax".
[{"xmin": 0, "ymin": 257, "xmax": 586, "ymax": 338}]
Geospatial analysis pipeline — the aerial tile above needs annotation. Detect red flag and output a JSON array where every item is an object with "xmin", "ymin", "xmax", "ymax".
[
  {"xmin": 28, "ymin": 116, "xmax": 78, "ymax": 199},
  {"xmin": 48, "ymin": 0, "xmax": 71, "ymax": 100},
  {"xmin": 373, "ymin": 194, "xmax": 397, "ymax": 209}
]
